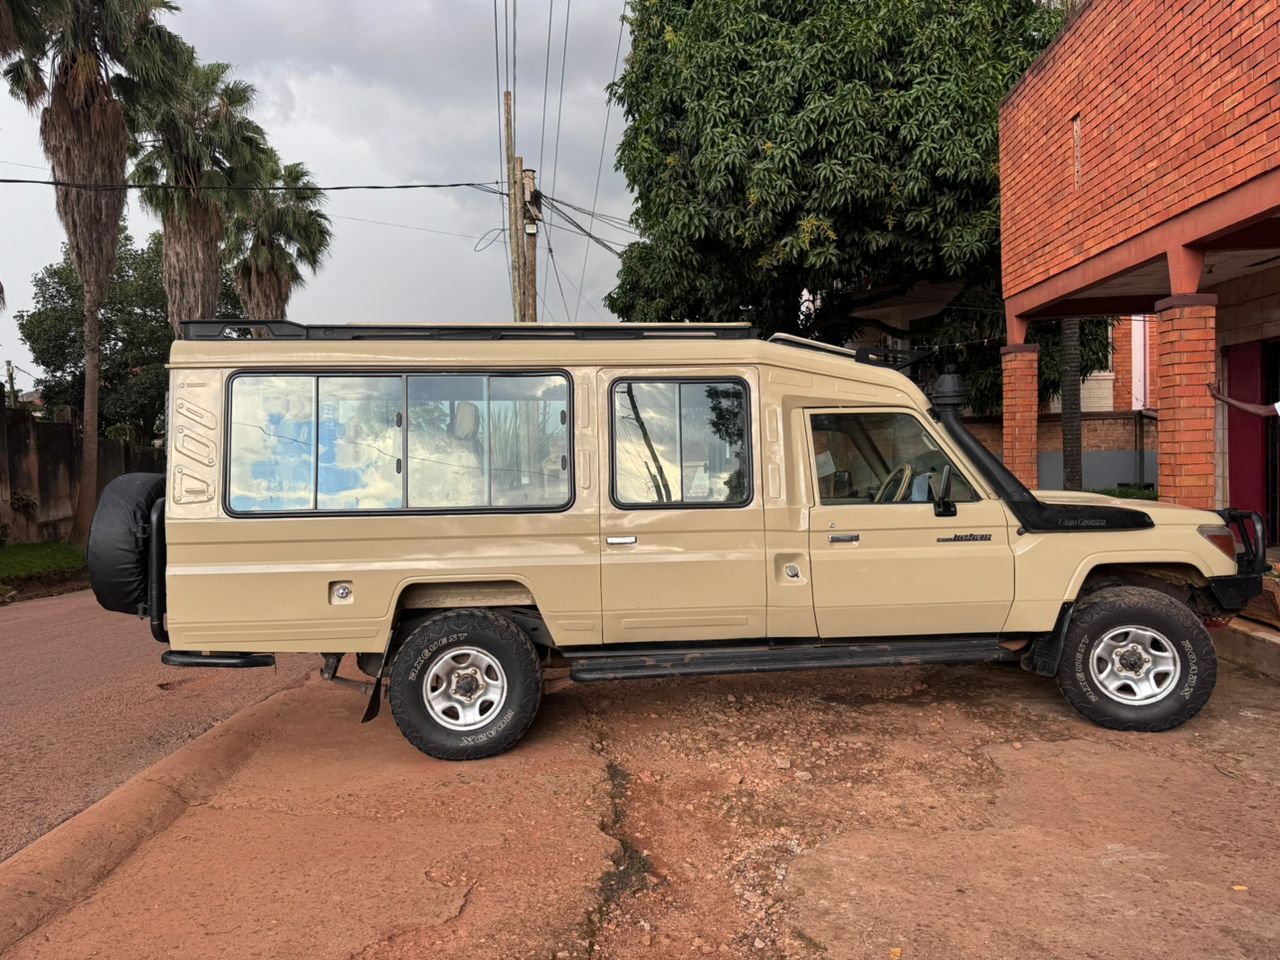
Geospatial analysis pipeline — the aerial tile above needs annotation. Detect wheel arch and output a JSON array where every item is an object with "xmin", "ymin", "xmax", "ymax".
[{"xmin": 1067, "ymin": 557, "xmax": 1213, "ymax": 604}]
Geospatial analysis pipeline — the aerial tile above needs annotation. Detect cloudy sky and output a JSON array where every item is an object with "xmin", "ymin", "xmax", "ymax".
[{"xmin": 0, "ymin": 0, "xmax": 634, "ymax": 392}]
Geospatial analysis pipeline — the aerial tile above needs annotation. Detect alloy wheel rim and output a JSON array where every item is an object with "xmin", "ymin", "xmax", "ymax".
[
  {"xmin": 1087, "ymin": 625, "xmax": 1182, "ymax": 706},
  {"xmin": 422, "ymin": 646, "xmax": 508, "ymax": 731}
]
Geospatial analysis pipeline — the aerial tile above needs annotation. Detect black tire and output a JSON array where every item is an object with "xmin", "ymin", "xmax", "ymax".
[
  {"xmin": 88, "ymin": 472, "xmax": 165, "ymax": 615},
  {"xmin": 1056, "ymin": 586, "xmax": 1217, "ymax": 732},
  {"xmin": 388, "ymin": 608, "xmax": 542, "ymax": 760}
]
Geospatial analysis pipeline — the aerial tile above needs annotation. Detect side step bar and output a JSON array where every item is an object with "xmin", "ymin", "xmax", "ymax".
[
  {"xmin": 567, "ymin": 638, "xmax": 1014, "ymax": 682},
  {"xmin": 161, "ymin": 651, "xmax": 276, "ymax": 669}
]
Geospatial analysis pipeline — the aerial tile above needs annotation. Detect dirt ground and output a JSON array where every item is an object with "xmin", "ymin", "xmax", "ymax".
[
  {"xmin": 3, "ymin": 641, "xmax": 1279, "ymax": 960},
  {"xmin": 0, "ymin": 590, "xmax": 315, "ymax": 861}
]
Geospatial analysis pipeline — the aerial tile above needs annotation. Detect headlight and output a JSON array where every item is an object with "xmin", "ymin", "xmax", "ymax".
[{"xmin": 1198, "ymin": 524, "xmax": 1238, "ymax": 560}]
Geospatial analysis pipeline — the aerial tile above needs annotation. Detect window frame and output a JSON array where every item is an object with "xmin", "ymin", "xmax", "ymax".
[
  {"xmin": 607, "ymin": 375, "xmax": 754, "ymax": 511},
  {"xmin": 222, "ymin": 368, "xmax": 576, "ymax": 518},
  {"xmin": 805, "ymin": 407, "xmax": 982, "ymax": 507}
]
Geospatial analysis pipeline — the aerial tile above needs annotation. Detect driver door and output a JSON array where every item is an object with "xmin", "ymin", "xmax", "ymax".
[{"xmin": 806, "ymin": 408, "xmax": 1014, "ymax": 638}]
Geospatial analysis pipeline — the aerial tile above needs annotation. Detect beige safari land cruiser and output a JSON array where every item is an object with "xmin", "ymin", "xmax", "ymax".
[{"xmin": 86, "ymin": 321, "xmax": 1266, "ymax": 760}]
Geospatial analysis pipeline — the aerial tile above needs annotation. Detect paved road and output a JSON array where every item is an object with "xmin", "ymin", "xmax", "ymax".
[
  {"xmin": 0, "ymin": 591, "xmax": 314, "ymax": 862},
  {"xmin": 3, "ymin": 640, "xmax": 1279, "ymax": 959}
]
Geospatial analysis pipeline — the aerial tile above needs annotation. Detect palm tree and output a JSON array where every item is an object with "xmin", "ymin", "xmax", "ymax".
[
  {"xmin": 0, "ymin": 0, "xmax": 47, "ymax": 60},
  {"xmin": 127, "ymin": 59, "xmax": 269, "ymax": 333},
  {"xmin": 225, "ymin": 154, "xmax": 332, "ymax": 320},
  {"xmin": 4, "ymin": 0, "xmax": 184, "ymax": 543}
]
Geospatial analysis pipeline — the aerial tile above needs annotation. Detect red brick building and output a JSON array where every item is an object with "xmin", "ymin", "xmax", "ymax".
[{"xmin": 999, "ymin": 0, "xmax": 1280, "ymax": 531}]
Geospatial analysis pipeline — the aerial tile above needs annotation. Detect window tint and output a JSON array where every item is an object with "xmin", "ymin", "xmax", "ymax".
[
  {"xmin": 407, "ymin": 374, "xmax": 569, "ymax": 509},
  {"xmin": 613, "ymin": 380, "xmax": 748, "ymax": 506},
  {"xmin": 228, "ymin": 376, "xmax": 316, "ymax": 512},
  {"xmin": 810, "ymin": 412, "xmax": 977, "ymax": 505},
  {"xmin": 227, "ymin": 372, "xmax": 571, "ymax": 514}
]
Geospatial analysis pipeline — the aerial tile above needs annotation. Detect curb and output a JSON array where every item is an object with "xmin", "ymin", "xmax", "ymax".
[
  {"xmin": 1213, "ymin": 618, "xmax": 1280, "ymax": 682},
  {"xmin": 0, "ymin": 684, "xmax": 309, "ymax": 954}
]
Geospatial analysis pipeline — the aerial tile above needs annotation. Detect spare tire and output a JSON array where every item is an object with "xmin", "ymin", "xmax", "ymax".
[{"xmin": 88, "ymin": 473, "xmax": 165, "ymax": 615}]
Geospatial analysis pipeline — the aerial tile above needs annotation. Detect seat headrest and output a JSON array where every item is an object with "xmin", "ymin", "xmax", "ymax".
[{"xmin": 452, "ymin": 401, "xmax": 480, "ymax": 441}]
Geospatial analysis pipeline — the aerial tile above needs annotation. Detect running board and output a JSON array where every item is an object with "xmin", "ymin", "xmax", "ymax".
[
  {"xmin": 567, "ymin": 638, "xmax": 1013, "ymax": 682},
  {"xmin": 161, "ymin": 651, "xmax": 276, "ymax": 669}
]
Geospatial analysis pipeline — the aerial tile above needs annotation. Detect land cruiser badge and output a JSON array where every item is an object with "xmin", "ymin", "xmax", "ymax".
[{"xmin": 937, "ymin": 533, "xmax": 993, "ymax": 543}]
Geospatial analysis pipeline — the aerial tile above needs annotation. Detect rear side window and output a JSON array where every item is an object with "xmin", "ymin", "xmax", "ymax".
[
  {"xmin": 611, "ymin": 379, "xmax": 749, "ymax": 507},
  {"xmin": 227, "ymin": 372, "xmax": 570, "ymax": 514}
]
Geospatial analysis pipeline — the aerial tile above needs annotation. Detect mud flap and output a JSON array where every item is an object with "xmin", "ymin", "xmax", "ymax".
[
  {"xmin": 360, "ymin": 675, "xmax": 383, "ymax": 723},
  {"xmin": 1022, "ymin": 602, "xmax": 1074, "ymax": 676}
]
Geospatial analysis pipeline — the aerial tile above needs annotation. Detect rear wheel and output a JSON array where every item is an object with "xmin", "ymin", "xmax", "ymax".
[
  {"xmin": 1056, "ymin": 586, "xmax": 1216, "ymax": 732},
  {"xmin": 388, "ymin": 608, "xmax": 542, "ymax": 760}
]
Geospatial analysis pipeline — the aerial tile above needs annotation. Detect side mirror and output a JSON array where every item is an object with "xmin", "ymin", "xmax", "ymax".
[{"xmin": 934, "ymin": 464, "xmax": 957, "ymax": 518}]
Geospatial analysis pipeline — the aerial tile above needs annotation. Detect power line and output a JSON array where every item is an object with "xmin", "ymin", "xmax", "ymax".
[
  {"xmin": 0, "ymin": 158, "xmax": 49, "ymax": 171},
  {"xmin": 331, "ymin": 214, "xmax": 485, "ymax": 242},
  {"xmin": 541, "ymin": 195, "xmax": 624, "ymax": 257},
  {"xmin": 542, "ymin": 192, "xmax": 636, "ymax": 233},
  {"xmin": 493, "ymin": 0, "xmax": 513, "ymax": 292},
  {"xmin": 0, "ymin": 176, "xmax": 504, "ymax": 194},
  {"xmin": 574, "ymin": 0, "xmax": 628, "ymax": 322},
  {"xmin": 542, "ymin": 0, "xmax": 573, "ymax": 309},
  {"xmin": 552, "ymin": 244, "xmax": 610, "ymax": 323},
  {"xmin": 537, "ymin": 0, "xmax": 556, "ymax": 174},
  {"xmin": 545, "ymin": 233, "xmax": 574, "ymax": 324}
]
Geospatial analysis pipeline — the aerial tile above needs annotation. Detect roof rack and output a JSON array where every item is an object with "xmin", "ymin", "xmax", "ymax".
[
  {"xmin": 767, "ymin": 333, "xmax": 861, "ymax": 360},
  {"xmin": 180, "ymin": 320, "xmax": 760, "ymax": 342}
]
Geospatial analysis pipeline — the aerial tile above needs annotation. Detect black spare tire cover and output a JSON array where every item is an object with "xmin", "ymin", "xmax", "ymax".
[{"xmin": 88, "ymin": 472, "xmax": 165, "ymax": 615}]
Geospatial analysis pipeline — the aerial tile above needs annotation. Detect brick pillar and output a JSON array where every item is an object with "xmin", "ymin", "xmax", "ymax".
[
  {"xmin": 1154, "ymin": 295, "xmax": 1217, "ymax": 509},
  {"xmin": 1001, "ymin": 343, "xmax": 1040, "ymax": 489},
  {"xmin": 1112, "ymin": 318, "xmax": 1133, "ymax": 411}
]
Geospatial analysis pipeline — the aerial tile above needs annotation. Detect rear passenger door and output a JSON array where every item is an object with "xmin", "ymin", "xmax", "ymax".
[{"xmin": 598, "ymin": 369, "xmax": 767, "ymax": 644}]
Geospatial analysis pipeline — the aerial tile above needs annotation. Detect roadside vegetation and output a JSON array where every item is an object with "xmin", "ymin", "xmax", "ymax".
[{"xmin": 0, "ymin": 542, "xmax": 86, "ymax": 602}]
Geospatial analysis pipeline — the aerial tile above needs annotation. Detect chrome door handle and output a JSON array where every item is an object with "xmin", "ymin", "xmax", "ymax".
[
  {"xmin": 606, "ymin": 536, "xmax": 637, "ymax": 545},
  {"xmin": 828, "ymin": 534, "xmax": 860, "ymax": 544}
]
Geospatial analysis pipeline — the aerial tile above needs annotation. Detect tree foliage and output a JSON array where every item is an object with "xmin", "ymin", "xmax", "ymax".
[
  {"xmin": 607, "ymin": 0, "xmax": 1066, "ymax": 333},
  {"xmin": 225, "ymin": 153, "xmax": 332, "ymax": 320},
  {"xmin": 15, "ymin": 229, "xmax": 243, "ymax": 439}
]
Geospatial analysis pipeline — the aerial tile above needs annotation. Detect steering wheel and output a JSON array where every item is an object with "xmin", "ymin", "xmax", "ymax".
[{"xmin": 874, "ymin": 463, "xmax": 914, "ymax": 503}]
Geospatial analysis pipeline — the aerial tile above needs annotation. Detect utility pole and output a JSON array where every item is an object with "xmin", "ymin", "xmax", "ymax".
[
  {"xmin": 522, "ymin": 167, "xmax": 541, "ymax": 324},
  {"xmin": 503, "ymin": 90, "xmax": 522, "ymax": 324},
  {"xmin": 4, "ymin": 361, "xmax": 14, "ymax": 405}
]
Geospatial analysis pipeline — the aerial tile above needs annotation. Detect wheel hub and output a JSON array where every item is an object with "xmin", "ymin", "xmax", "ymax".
[
  {"xmin": 1113, "ymin": 643, "xmax": 1152, "ymax": 678},
  {"xmin": 450, "ymin": 668, "xmax": 484, "ymax": 703}
]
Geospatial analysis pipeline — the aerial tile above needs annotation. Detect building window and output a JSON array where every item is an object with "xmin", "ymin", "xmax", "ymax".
[
  {"xmin": 611, "ymin": 379, "xmax": 749, "ymax": 507},
  {"xmin": 227, "ymin": 372, "xmax": 571, "ymax": 514}
]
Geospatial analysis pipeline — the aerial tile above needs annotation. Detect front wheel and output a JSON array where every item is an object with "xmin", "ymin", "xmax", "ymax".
[
  {"xmin": 1056, "ymin": 586, "xmax": 1217, "ymax": 732},
  {"xmin": 388, "ymin": 608, "xmax": 543, "ymax": 760}
]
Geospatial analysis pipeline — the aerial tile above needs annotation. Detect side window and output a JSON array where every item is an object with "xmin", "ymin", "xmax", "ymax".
[
  {"xmin": 227, "ymin": 371, "xmax": 571, "ymax": 514},
  {"xmin": 318, "ymin": 377, "xmax": 403, "ymax": 510},
  {"xmin": 810, "ymin": 412, "xmax": 977, "ymax": 505},
  {"xmin": 228, "ymin": 375, "xmax": 316, "ymax": 512},
  {"xmin": 407, "ymin": 374, "xmax": 570, "ymax": 510},
  {"xmin": 612, "ymin": 380, "xmax": 749, "ymax": 507}
]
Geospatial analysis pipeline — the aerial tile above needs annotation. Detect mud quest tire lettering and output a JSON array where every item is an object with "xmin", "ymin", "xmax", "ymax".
[
  {"xmin": 389, "ymin": 610, "xmax": 542, "ymax": 761},
  {"xmin": 1054, "ymin": 586, "xmax": 1216, "ymax": 732}
]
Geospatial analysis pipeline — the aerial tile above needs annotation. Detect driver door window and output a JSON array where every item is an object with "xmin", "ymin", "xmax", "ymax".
[{"xmin": 811, "ymin": 411, "xmax": 976, "ymax": 505}]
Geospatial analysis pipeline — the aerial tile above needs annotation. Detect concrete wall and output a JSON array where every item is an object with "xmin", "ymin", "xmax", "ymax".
[{"xmin": 0, "ymin": 392, "xmax": 163, "ymax": 544}]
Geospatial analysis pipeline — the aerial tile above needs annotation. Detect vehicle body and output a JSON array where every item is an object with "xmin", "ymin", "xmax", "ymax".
[{"xmin": 87, "ymin": 321, "xmax": 1267, "ymax": 759}]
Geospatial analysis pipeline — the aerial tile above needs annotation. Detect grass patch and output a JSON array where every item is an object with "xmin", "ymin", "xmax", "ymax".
[
  {"xmin": 0, "ymin": 542, "xmax": 86, "ymax": 583},
  {"xmin": 1089, "ymin": 486, "xmax": 1158, "ymax": 501}
]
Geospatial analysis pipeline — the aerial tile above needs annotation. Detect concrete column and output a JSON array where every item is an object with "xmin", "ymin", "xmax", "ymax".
[
  {"xmin": 1001, "ymin": 343, "xmax": 1040, "ymax": 489},
  {"xmin": 0, "ymin": 387, "xmax": 10, "ymax": 534},
  {"xmin": 1154, "ymin": 294, "xmax": 1217, "ymax": 509}
]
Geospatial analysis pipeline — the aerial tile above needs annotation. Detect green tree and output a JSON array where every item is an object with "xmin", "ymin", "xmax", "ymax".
[
  {"xmin": 126, "ymin": 58, "xmax": 270, "ymax": 332},
  {"xmin": 4, "ymin": 0, "xmax": 185, "ymax": 541},
  {"xmin": 225, "ymin": 153, "xmax": 332, "ymax": 320},
  {"xmin": 15, "ymin": 229, "xmax": 243, "ymax": 439},
  {"xmin": 607, "ymin": 0, "xmax": 1112, "ymax": 417},
  {"xmin": 0, "ymin": 0, "xmax": 49, "ymax": 61}
]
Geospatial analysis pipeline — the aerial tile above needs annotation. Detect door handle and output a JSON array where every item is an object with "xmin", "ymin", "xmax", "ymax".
[
  {"xmin": 606, "ymin": 536, "xmax": 637, "ymax": 545},
  {"xmin": 828, "ymin": 534, "xmax": 860, "ymax": 544}
]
